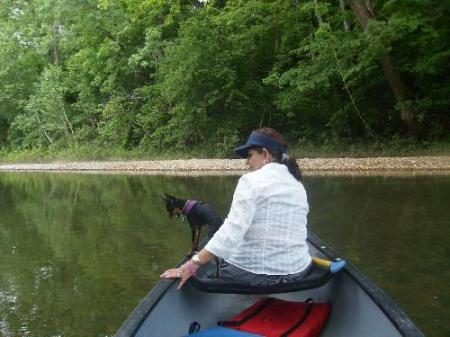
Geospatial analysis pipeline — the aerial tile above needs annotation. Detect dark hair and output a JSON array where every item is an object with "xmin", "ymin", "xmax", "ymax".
[{"xmin": 253, "ymin": 128, "xmax": 303, "ymax": 182}]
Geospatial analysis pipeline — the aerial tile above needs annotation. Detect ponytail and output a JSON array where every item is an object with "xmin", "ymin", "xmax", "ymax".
[
  {"xmin": 263, "ymin": 149, "xmax": 303, "ymax": 181},
  {"xmin": 281, "ymin": 153, "xmax": 303, "ymax": 182}
]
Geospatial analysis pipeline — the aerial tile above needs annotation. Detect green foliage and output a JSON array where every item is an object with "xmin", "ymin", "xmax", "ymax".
[
  {"xmin": 9, "ymin": 65, "xmax": 76, "ymax": 148},
  {"xmin": 0, "ymin": 0, "xmax": 449, "ymax": 155},
  {"xmin": 379, "ymin": 0, "xmax": 450, "ymax": 131}
]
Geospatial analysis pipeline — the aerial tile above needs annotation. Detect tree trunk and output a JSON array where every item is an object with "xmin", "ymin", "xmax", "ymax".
[
  {"xmin": 36, "ymin": 113, "xmax": 54, "ymax": 145},
  {"xmin": 379, "ymin": 55, "xmax": 415, "ymax": 131},
  {"xmin": 53, "ymin": 20, "xmax": 61, "ymax": 65},
  {"xmin": 61, "ymin": 105, "xmax": 77, "ymax": 144},
  {"xmin": 339, "ymin": 0, "xmax": 350, "ymax": 31},
  {"xmin": 314, "ymin": 0, "xmax": 323, "ymax": 25},
  {"xmin": 347, "ymin": 0, "xmax": 416, "ymax": 133}
]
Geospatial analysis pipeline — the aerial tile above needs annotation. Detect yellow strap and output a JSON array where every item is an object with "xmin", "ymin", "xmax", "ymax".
[{"xmin": 312, "ymin": 257, "xmax": 332, "ymax": 269}]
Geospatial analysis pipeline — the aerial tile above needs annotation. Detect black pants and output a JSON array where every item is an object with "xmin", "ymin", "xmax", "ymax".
[{"xmin": 217, "ymin": 260, "xmax": 312, "ymax": 286}]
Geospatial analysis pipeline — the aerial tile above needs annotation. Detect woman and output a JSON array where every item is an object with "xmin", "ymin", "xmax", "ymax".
[{"xmin": 161, "ymin": 128, "xmax": 311, "ymax": 289}]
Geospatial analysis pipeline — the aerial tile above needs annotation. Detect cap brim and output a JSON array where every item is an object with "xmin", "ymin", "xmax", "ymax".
[
  {"xmin": 233, "ymin": 144, "xmax": 253, "ymax": 158},
  {"xmin": 233, "ymin": 132, "xmax": 286, "ymax": 158}
]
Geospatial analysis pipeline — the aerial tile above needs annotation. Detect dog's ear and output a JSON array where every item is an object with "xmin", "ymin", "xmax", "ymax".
[{"xmin": 165, "ymin": 193, "xmax": 177, "ymax": 201}]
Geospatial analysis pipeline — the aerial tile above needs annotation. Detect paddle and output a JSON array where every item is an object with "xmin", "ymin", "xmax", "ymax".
[{"xmin": 312, "ymin": 257, "xmax": 346, "ymax": 274}]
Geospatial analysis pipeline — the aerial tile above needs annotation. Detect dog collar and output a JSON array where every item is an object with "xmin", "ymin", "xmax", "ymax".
[{"xmin": 182, "ymin": 200, "xmax": 198, "ymax": 215}]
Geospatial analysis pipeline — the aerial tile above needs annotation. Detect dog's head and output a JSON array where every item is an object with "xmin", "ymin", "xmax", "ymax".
[{"xmin": 162, "ymin": 193, "xmax": 184, "ymax": 218}]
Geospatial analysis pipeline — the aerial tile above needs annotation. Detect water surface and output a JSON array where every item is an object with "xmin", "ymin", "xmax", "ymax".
[{"xmin": 0, "ymin": 172, "xmax": 448, "ymax": 337}]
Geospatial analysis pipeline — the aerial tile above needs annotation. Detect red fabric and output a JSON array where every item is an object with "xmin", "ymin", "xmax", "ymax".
[{"xmin": 223, "ymin": 298, "xmax": 330, "ymax": 337}]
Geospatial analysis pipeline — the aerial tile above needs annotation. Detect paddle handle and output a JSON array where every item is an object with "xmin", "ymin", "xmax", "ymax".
[{"xmin": 312, "ymin": 257, "xmax": 346, "ymax": 273}]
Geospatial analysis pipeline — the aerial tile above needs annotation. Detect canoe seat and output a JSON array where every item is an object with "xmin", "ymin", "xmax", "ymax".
[{"xmin": 189, "ymin": 262, "xmax": 334, "ymax": 294}]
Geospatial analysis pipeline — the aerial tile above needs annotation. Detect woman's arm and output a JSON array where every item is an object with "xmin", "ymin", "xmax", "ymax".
[{"xmin": 203, "ymin": 175, "xmax": 256, "ymax": 259}]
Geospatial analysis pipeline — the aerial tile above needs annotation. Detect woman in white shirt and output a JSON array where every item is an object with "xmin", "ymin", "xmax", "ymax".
[{"xmin": 161, "ymin": 128, "xmax": 312, "ymax": 288}]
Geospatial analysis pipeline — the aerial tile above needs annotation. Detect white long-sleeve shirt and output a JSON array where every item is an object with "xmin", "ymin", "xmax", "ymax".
[{"xmin": 205, "ymin": 163, "xmax": 311, "ymax": 275}]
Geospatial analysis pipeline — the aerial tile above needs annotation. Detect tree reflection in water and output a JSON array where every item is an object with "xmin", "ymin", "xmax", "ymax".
[{"xmin": 0, "ymin": 172, "xmax": 449, "ymax": 337}]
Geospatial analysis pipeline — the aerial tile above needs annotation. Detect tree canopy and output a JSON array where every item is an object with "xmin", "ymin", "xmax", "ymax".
[{"xmin": 1, "ymin": 0, "xmax": 449, "ymax": 154}]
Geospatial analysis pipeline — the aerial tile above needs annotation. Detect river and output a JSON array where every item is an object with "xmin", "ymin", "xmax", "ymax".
[{"xmin": 0, "ymin": 172, "xmax": 448, "ymax": 337}]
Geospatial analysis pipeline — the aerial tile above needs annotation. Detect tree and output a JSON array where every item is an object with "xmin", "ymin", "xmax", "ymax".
[
  {"xmin": 10, "ymin": 66, "xmax": 76, "ymax": 148},
  {"xmin": 0, "ymin": 0, "xmax": 46, "ymax": 145},
  {"xmin": 347, "ymin": 0, "xmax": 416, "ymax": 134},
  {"xmin": 1, "ymin": 0, "xmax": 449, "ymax": 151}
]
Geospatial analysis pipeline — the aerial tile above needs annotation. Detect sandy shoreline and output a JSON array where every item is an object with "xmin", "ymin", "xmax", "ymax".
[{"xmin": 1, "ymin": 156, "xmax": 449, "ymax": 176}]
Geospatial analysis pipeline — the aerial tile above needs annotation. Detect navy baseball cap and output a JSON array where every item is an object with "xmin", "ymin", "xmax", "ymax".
[{"xmin": 233, "ymin": 132, "xmax": 286, "ymax": 158}]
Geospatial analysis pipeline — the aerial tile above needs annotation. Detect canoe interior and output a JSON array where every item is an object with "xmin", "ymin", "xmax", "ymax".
[
  {"xmin": 133, "ymin": 268, "xmax": 400, "ymax": 336},
  {"xmin": 116, "ymin": 235, "xmax": 424, "ymax": 337}
]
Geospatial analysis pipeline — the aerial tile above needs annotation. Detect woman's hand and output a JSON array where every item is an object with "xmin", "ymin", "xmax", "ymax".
[
  {"xmin": 160, "ymin": 249, "xmax": 214, "ymax": 290},
  {"xmin": 160, "ymin": 261, "xmax": 197, "ymax": 290}
]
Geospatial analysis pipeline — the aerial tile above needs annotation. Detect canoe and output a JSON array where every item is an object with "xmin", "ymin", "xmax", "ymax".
[{"xmin": 114, "ymin": 233, "xmax": 424, "ymax": 337}]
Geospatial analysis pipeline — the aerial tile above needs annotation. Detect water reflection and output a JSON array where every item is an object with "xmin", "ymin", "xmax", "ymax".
[
  {"xmin": 305, "ymin": 175, "xmax": 450, "ymax": 337},
  {"xmin": 0, "ymin": 173, "xmax": 236, "ymax": 337},
  {"xmin": 0, "ymin": 173, "xmax": 448, "ymax": 337}
]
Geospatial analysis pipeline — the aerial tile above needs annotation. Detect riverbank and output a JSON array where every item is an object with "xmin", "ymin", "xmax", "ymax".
[{"xmin": 0, "ymin": 156, "xmax": 449, "ymax": 175}]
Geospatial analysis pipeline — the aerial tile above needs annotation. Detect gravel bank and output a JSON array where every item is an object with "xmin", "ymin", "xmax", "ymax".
[{"xmin": 1, "ymin": 156, "xmax": 449, "ymax": 175}]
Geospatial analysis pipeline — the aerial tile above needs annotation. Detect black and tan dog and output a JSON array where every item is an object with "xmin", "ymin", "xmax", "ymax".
[{"xmin": 163, "ymin": 193, "xmax": 223, "ymax": 257}]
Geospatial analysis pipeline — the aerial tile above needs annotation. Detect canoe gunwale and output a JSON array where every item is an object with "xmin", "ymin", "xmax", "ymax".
[
  {"xmin": 307, "ymin": 232, "xmax": 425, "ymax": 337},
  {"xmin": 114, "ymin": 258, "xmax": 188, "ymax": 337}
]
